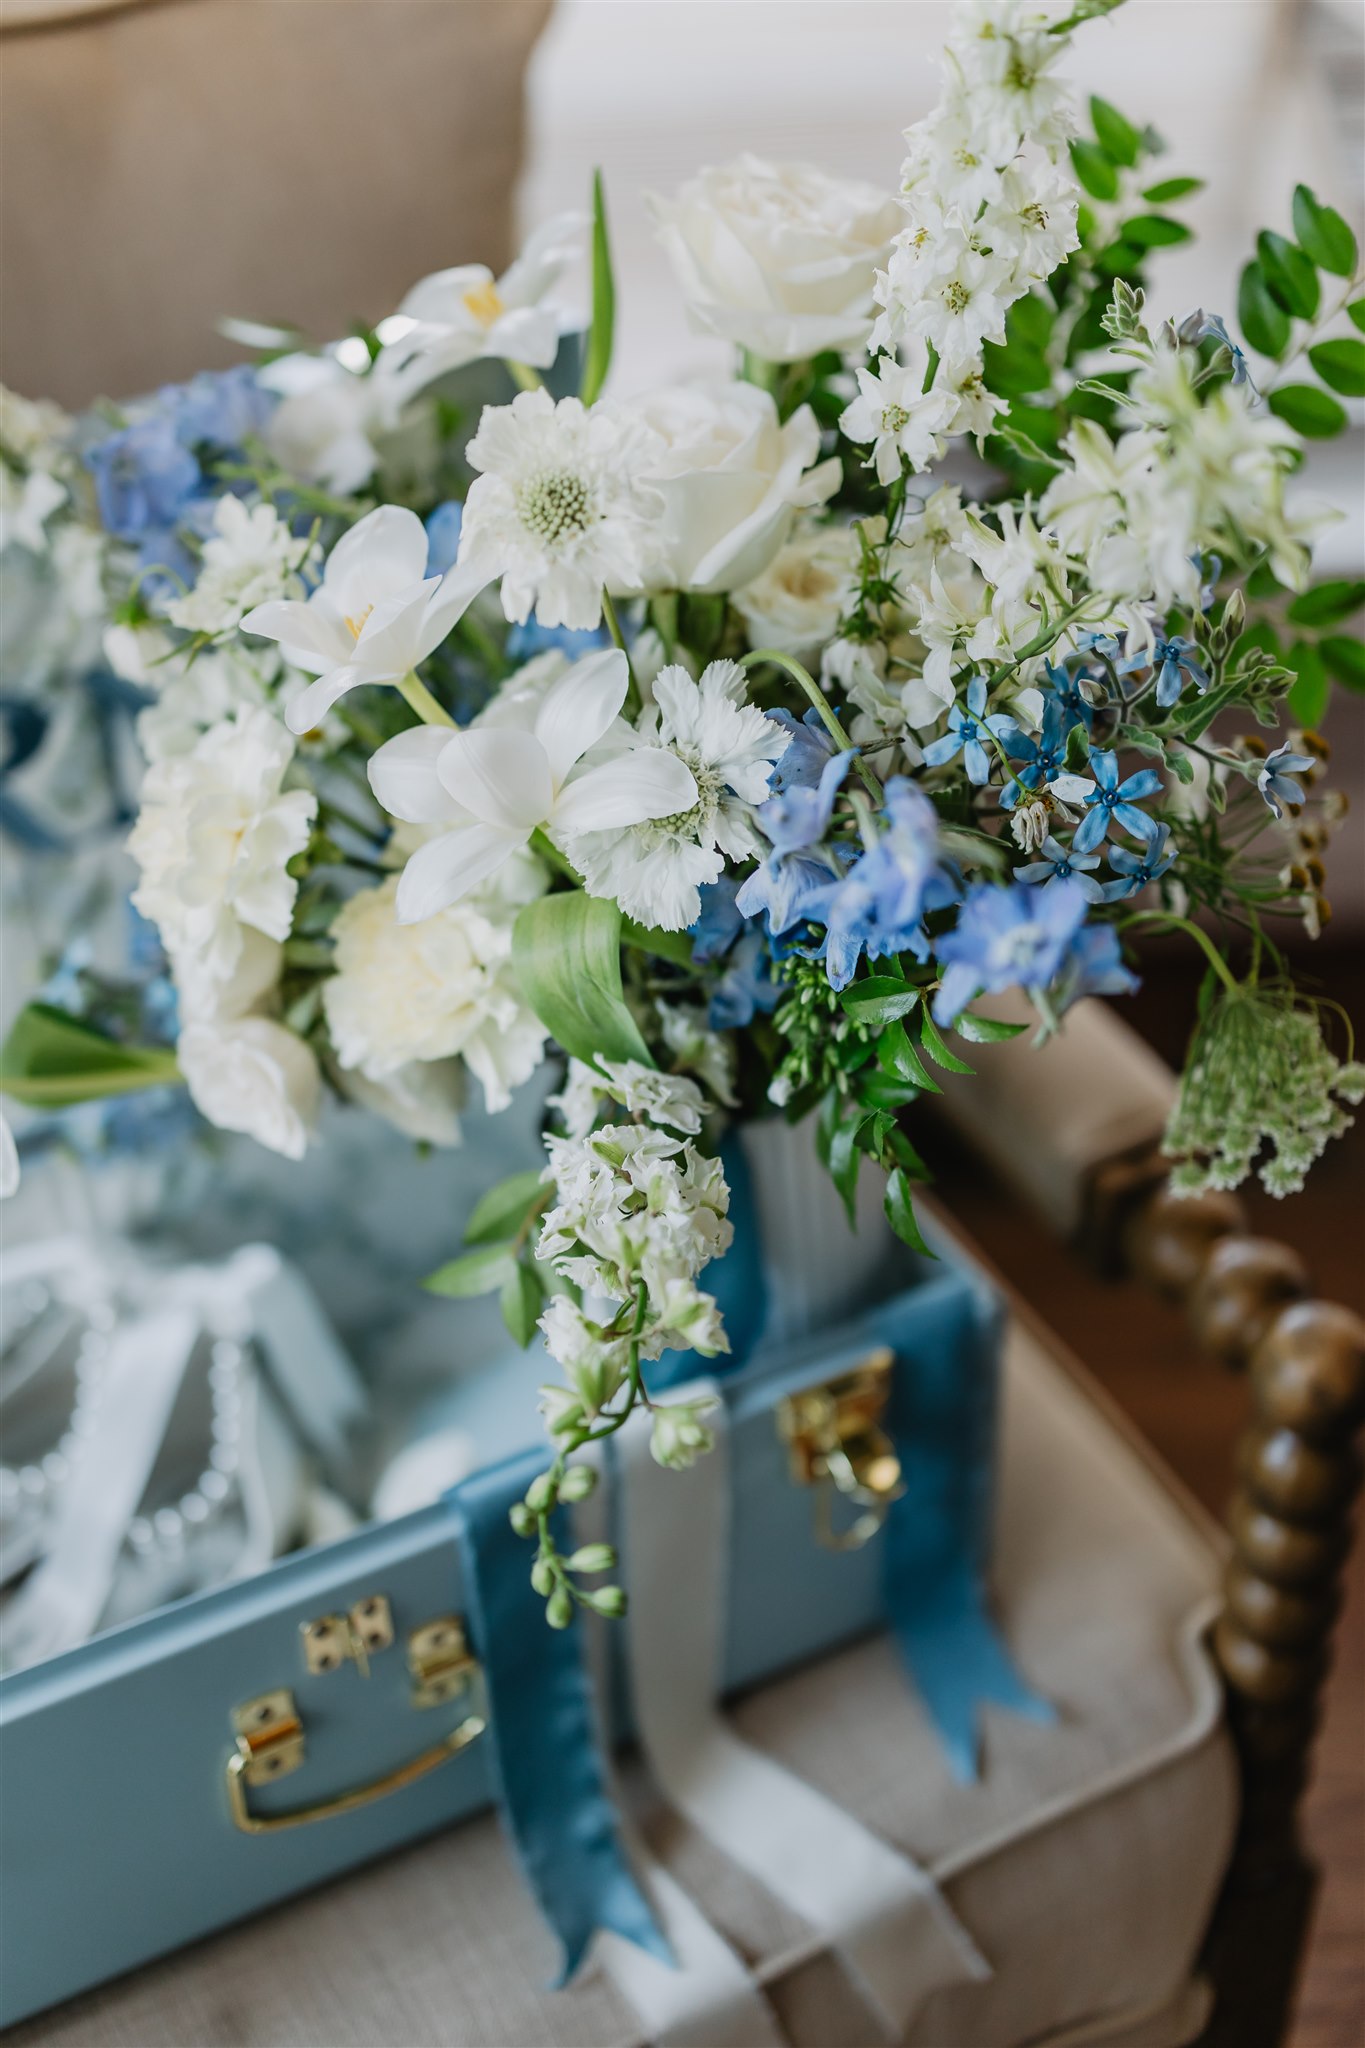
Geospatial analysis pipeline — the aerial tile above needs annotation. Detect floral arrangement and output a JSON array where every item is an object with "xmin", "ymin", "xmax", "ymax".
[{"xmin": 3, "ymin": 0, "xmax": 1362, "ymax": 1620}]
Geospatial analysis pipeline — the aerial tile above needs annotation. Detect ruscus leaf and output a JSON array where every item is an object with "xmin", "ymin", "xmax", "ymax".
[
  {"xmin": 1267, "ymin": 384, "xmax": 1348, "ymax": 438},
  {"xmin": 1285, "ymin": 580, "xmax": 1365, "ymax": 629},
  {"xmin": 918, "ymin": 1009, "xmax": 975, "ymax": 1075},
  {"xmin": 1121, "ymin": 214, "xmax": 1192, "ymax": 249},
  {"xmin": 1285, "ymin": 642, "xmax": 1330, "ymax": 728},
  {"xmin": 884, "ymin": 1168, "xmax": 933, "ymax": 1258},
  {"xmin": 500, "ymin": 1262, "xmax": 546, "ymax": 1348},
  {"xmin": 840, "ymin": 976, "xmax": 920, "ymax": 1027},
  {"xmin": 1237, "ymin": 262, "xmax": 1290, "ymax": 359},
  {"xmin": 1256, "ymin": 231, "xmax": 1320, "ymax": 320},
  {"xmin": 1142, "ymin": 176, "xmax": 1204, "ymax": 203},
  {"xmin": 1291, "ymin": 186, "xmax": 1358, "ymax": 277},
  {"xmin": 579, "ymin": 168, "xmax": 616, "ymax": 407},
  {"xmin": 1090, "ymin": 96, "xmax": 1140, "ymax": 167},
  {"xmin": 1320, "ymin": 635, "xmax": 1365, "ymax": 691},
  {"xmin": 1307, "ymin": 338, "xmax": 1365, "ymax": 397},
  {"xmin": 0, "ymin": 1005, "xmax": 182, "ymax": 1109},
  {"xmin": 1069, "ymin": 139, "xmax": 1119, "ymax": 202}
]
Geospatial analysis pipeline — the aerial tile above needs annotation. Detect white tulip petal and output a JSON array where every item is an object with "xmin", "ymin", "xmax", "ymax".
[
  {"xmin": 551, "ymin": 748, "xmax": 697, "ymax": 834},
  {"xmin": 436, "ymin": 728, "xmax": 555, "ymax": 833},
  {"xmin": 325, "ymin": 505, "xmax": 430, "ymax": 613},
  {"xmin": 352, "ymin": 583, "xmax": 442, "ymax": 678},
  {"xmin": 286, "ymin": 665, "xmax": 364, "ymax": 735},
  {"xmin": 394, "ymin": 824, "xmax": 520, "ymax": 923},
  {"xmin": 241, "ymin": 599, "xmax": 349, "ymax": 676},
  {"xmin": 532, "ymin": 649, "xmax": 629, "ymax": 786},
  {"xmin": 415, "ymin": 557, "xmax": 491, "ymax": 663},
  {"xmin": 368, "ymin": 727, "xmax": 469, "ymax": 825}
]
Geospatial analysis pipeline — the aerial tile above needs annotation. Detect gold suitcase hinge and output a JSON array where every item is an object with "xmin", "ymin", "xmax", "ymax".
[{"xmin": 777, "ymin": 1346, "xmax": 906, "ymax": 1552}]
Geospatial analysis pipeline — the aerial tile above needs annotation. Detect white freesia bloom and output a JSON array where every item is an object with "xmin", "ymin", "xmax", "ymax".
[
  {"xmin": 128, "ymin": 707, "xmax": 316, "ymax": 996},
  {"xmin": 840, "ymin": 360, "xmax": 957, "ymax": 485},
  {"xmin": 323, "ymin": 862, "xmax": 548, "ymax": 1114},
  {"xmin": 650, "ymin": 155, "xmax": 903, "ymax": 364},
  {"xmin": 733, "ymin": 521, "xmax": 859, "ymax": 660},
  {"xmin": 178, "ymin": 1016, "xmax": 320, "ymax": 1161},
  {"xmin": 242, "ymin": 504, "xmax": 482, "ymax": 733},
  {"xmin": 378, "ymin": 213, "xmax": 586, "ymax": 391},
  {"xmin": 165, "ymin": 497, "xmax": 316, "ymax": 637},
  {"xmin": 458, "ymin": 390, "xmax": 663, "ymax": 630},
  {"xmin": 566, "ymin": 659, "xmax": 789, "ymax": 931},
  {"xmin": 367, "ymin": 647, "xmax": 697, "ymax": 922},
  {"xmin": 621, "ymin": 381, "xmax": 839, "ymax": 594},
  {"xmin": 259, "ymin": 352, "xmax": 403, "ymax": 496}
]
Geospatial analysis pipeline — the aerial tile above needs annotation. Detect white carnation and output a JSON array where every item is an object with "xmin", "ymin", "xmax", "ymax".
[{"xmin": 178, "ymin": 1016, "xmax": 320, "ymax": 1161}]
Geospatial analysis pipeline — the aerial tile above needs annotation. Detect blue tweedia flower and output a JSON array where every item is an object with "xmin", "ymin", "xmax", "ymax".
[
  {"xmin": 1178, "ymin": 310, "xmax": 1257, "ymax": 396},
  {"xmin": 1054, "ymin": 924, "xmax": 1140, "ymax": 1013},
  {"xmin": 1101, "ymin": 822, "xmax": 1178, "ymax": 901},
  {"xmin": 1258, "ymin": 744, "xmax": 1315, "ymax": 819},
  {"xmin": 710, "ymin": 931, "xmax": 782, "ymax": 1030},
  {"xmin": 998, "ymin": 699, "xmax": 1070, "ymax": 811},
  {"xmin": 1068, "ymin": 747, "xmax": 1163, "ymax": 854},
  {"xmin": 1015, "ymin": 835, "xmax": 1105, "ymax": 903},
  {"xmin": 1041, "ymin": 660, "xmax": 1097, "ymax": 733},
  {"xmin": 1117, "ymin": 635, "xmax": 1210, "ymax": 710},
  {"xmin": 1192, "ymin": 551, "xmax": 1223, "ymax": 612},
  {"xmin": 425, "ymin": 500, "xmax": 464, "ymax": 576},
  {"xmin": 922, "ymin": 674, "xmax": 1017, "ymax": 785},
  {"xmin": 933, "ymin": 879, "xmax": 1089, "ymax": 1026},
  {"xmin": 800, "ymin": 779, "xmax": 945, "ymax": 991}
]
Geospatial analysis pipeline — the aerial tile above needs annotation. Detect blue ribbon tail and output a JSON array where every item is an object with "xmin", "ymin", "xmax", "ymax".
[
  {"xmin": 881, "ymin": 1282, "xmax": 1054, "ymax": 1782},
  {"xmin": 447, "ymin": 1448, "xmax": 672, "ymax": 1981}
]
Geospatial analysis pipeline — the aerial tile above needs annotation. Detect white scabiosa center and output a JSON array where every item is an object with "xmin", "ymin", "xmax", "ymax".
[{"xmin": 517, "ymin": 469, "xmax": 596, "ymax": 547}]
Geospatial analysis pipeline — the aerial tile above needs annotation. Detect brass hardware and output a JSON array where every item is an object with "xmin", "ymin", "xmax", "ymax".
[
  {"xmin": 777, "ymin": 1347, "xmax": 905, "ymax": 1552},
  {"xmin": 230, "ymin": 1689, "xmax": 307, "ymax": 1787},
  {"xmin": 408, "ymin": 1615, "xmax": 478, "ymax": 1710},
  {"xmin": 300, "ymin": 1594, "xmax": 393, "ymax": 1678}
]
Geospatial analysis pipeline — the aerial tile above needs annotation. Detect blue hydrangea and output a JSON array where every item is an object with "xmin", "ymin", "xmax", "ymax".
[
  {"xmin": 933, "ymin": 879, "xmax": 1088, "ymax": 1026},
  {"xmin": 425, "ymin": 500, "xmax": 464, "ymax": 576}
]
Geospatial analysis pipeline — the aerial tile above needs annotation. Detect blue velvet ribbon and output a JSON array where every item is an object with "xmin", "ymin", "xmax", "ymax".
[
  {"xmin": 881, "ymin": 1286, "xmax": 1055, "ymax": 1781},
  {"xmin": 447, "ymin": 1447, "xmax": 671, "ymax": 1983}
]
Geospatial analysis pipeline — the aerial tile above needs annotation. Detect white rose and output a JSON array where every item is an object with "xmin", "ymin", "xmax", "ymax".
[
  {"xmin": 732, "ymin": 521, "xmax": 859, "ymax": 659},
  {"xmin": 178, "ymin": 1016, "xmax": 319, "ymax": 1160},
  {"xmin": 322, "ymin": 871, "xmax": 547, "ymax": 1115},
  {"xmin": 649, "ymin": 155, "xmax": 903, "ymax": 365},
  {"xmin": 622, "ymin": 382, "xmax": 839, "ymax": 595},
  {"xmin": 259, "ymin": 352, "xmax": 402, "ymax": 496}
]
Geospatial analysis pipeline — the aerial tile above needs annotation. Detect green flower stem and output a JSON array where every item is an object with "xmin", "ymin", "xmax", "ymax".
[
  {"xmin": 740, "ymin": 647, "xmax": 882, "ymax": 799},
  {"xmin": 599, "ymin": 588, "xmax": 642, "ymax": 697},
  {"xmin": 529, "ymin": 827, "xmax": 582, "ymax": 884},
  {"xmin": 1118, "ymin": 909, "xmax": 1241, "ymax": 994},
  {"xmin": 507, "ymin": 360, "xmax": 546, "ymax": 392},
  {"xmin": 533, "ymin": 1284, "xmax": 650, "ymax": 1608},
  {"xmin": 396, "ymin": 671, "xmax": 456, "ymax": 728}
]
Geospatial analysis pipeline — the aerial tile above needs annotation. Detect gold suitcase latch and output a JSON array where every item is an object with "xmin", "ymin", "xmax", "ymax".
[{"xmin": 777, "ymin": 1347, "xmax": 906, "ymax": 1552}]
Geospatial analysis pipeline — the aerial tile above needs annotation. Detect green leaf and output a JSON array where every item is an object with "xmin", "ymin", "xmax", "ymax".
[
  {"xmin": 500, "ymin": 1262, "xmax": 545, "ymax": 1348},
  {"xmin": 1142, "ymin": 176, "xmax": 1204, "ymax": 204},
  {"xmin": 1048, "ymin": 0, "xmax": 1124, "ymax": 32},
  {"xmin": 918, "ymin": 1009, "xmax": 974, "ymax": 1075},
  {"xmin": 0, "ymin": 1005, "xmax": 181, "ymax": 1109},
  {"xmin": 980, "ymin": 342, "xmax": 1051, "ymax": 397},
  {"xmin": 620, "ymin": 918, "xmax": 696, "ymax": 966},
  {"xmin": 1290, "ymin": 186, "xmax": 1358, "ymax": 277},
  {"xmin": 1237, "ymin": 262, "xmax": 1289, "ymax": 359},
  {"xmin": 858, "ymin": 1070, "xmax": 923, "ymax": 1112},
  {"xmin": 1094, "ymin": 240, "xmax": 1142, "ymax": 280},
  {"xmin": 1307, "ymin": 338, "xmax": 1365, "ymax": 398},
  {"xmin": 884, "ymin": 1168, "xmax": 933, "ymax": 1258},
  {"xmin": 827, "ymin": 1111, "xmax": 868, "ymax": 1225},
  {"xmin": 954, "ymin": 1011, "xmax": 1030, "ymax": 1044},
  {"xmin": 1122, "ymin": 214, "xmax": 1192, "ymax": 249},
  {"xmin": 1090, "ymin": 95, "xmax": 1140, "ymax": 167},
  {"xmin": 465, "ymin": 1169, "xmax": 548, "ymax": 1247},
  {"xmin": 1350, "ymin": 300, "xmax": 1365, "ymax": 334},
  {"xmin": 1267, "ymin": 384, "xmax": 1349, "ymax": 438},
  {"xmin": 579, "ymin": 168, "xmax": 615, "ymax": 407},
  {"xmin": 1064, "ymin": 721, "xmax": 1091, "ymax": 773},
  {"xmin": 876, "ymin": 1022, "xmax": 940, "ymax": 1095},
  {"xmin": 839, "ymin": 976, "xmax": 920, "ymax": 1027},
  {"xmin": 1286, "ymin": 580, "xmax": 1365, "ymax": 628},
  {"xmin": 423, "ymin": 1243, "xmax": 517, "ymax": 1298},
  {"xmin": 512, "ymin": 890, "xmax": 652, "ymax": 1070},
  {"xmin": 1006, "ymin": 293, "xmax": 1054, "ymax": 351},
  {"xmin": 1256, "ymin": 231, "xmax": 1320, "ymax": 320},
  {"xmin": 1320, "ymin": 635, "xmax": 1365, "ymax": 691},
  {"xmin": 1285, "ymin": 641, "xmax": 1330, "ymax": 729},
  {"xmin": 1069, "ymin": 139, "xmax": 1120, "ymax": 202}
]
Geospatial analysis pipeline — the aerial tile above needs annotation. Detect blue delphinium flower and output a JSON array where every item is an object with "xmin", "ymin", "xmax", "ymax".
[
  {"xmin": 504, "ymin": 618, "xmax": 610, "ymax": 663},
  {"xmin": 998, "ymin": 698, "xmax": 1070, "ymax": 811},
  {"xmin": 1068, "ymin": 747, "xmax": 1163, "ymax": 854},
  {"xmin": 710, "ymin": 931, "xmax": 782, "ymax": 1030},
  {"xmin": 1102, "ymin": 822, "xmax": 1178, "ymax": 900},
  {"xmin": 1117, "ymin": 635, "xmax": 1210, "ymax": 709},
  {"xmin": 735, "ymin": 849, "xmax": 834, "ymax": 937},
  {"xmin": 425, "ymin": 500, "xmax": 464, "ymax": 576},
  {"xmin": 1041, "ymin": 659, "xmax": 1097, "ymax": 733},
  {"xmin": 760, "ymin": 747, "xmax": 854, "ymax": 856},
  {"xmin": 1257, "ymin": 744, "xmax": 1315, "ymax": 819},
  {"xmin": 691, "ymin": 877, "xmax": 745, "ymax": 963},
  {"xmin": 765, "ymin": 707, "xmax": 837, "ymax": 795},
  {"xmin": 1054, "ymin": 924, "xmax": 1140, "ymax": 1013},
  {"xmin": 800, "ymin": 778, "xmax": 944, "ymax": 990},
  {"xmin": 933, "ymin": 879, "xmax": 1088, "ymax": 1026},
  {"xmin": 922, "ymin": 674, "xmax": 1017, "ymax": 785},
  {"xmin": 1015, "ymin": 835, "xmax": 1105, "ymax": 902}
]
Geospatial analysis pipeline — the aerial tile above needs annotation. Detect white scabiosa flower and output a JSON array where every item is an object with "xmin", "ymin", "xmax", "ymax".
[
  {"xmin": 178, "ymin": 1015, "xmax": 320, "ymax": 1161},
  {"xmin": 840, "ymin": 361, "xmax": 957, "ymax": 486},
  {"xmin": 165, "ymin": 496, "xmax": 316, "ymax": 638},
  {"xmin": 367, "ymin": 647, "xmax": 697, "ymax": 922},
  {"xmin": 732, "ymin": 522, "xmax": 860, "ymax": 661},
  {"xmin": 458, "ymin": 390, "xmax": 664, "ymax": 630},
  {"xmin": 565, "ymin": 659, "xmax": 790, "ymax": 931},
  {"xmin": 377, "ymin": 213, "xmax": 586, "ymax": 391}
]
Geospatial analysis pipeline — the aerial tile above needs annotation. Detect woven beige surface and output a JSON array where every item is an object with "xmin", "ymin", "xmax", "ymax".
[{"xmin": 11, "ymin": 1319, "xmax": 1237, "ymax": 2048}]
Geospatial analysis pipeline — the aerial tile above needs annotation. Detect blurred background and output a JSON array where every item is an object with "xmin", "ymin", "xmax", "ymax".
[{"xmin": 1, "ymin": 3, "xmax": 1362, "ymax": 2039}]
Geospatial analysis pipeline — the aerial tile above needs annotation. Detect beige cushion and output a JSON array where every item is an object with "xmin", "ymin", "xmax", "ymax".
[
  {"xmin": 0, "ymin": 0, "xmax": 553, "ymax": 407},
  {"xmin": 10, "ymin": 1314, "xmax": 1237, "ymax": 2048}
]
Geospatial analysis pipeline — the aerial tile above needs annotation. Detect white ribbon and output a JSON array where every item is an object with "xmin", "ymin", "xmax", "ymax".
[{"xmin": 616, "ymin": 1378, "xmax": 992, "ymax": 2040}]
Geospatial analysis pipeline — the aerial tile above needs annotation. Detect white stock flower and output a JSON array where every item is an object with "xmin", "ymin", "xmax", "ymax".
[
  {"xmin": 982, "ymin": 163, "xmax": 1080, "ymax": 288},
  {"xmin": 459, "ymin": 390, "xmax": 663, "ymax": 630},
  {"xmin": 621, "ymin": 381, "xmax": 838, "ymax": 594},
  {"xmin": 945, "ymin": 0, "xmax": 1075, "ymax": 160},
  {"xmin": 378, "ymin": 214, "xmax": 586, "ymax": 391},
  {"xmin": 566, "ymin": 659, "xmax": 790, "ymax": 931},
  {"xmin": 165, "ymin": 497, "xmax": 315, "ymax": 638},
  {"xmin": 107, "ymin": 623, "xmax": 273, "ymax": 764},
  {"xmin": 0, "ymin": 462, "xmax": 66, "ymax": 554},
  {"xmin": 649, "ymin": 155, "xmax": 903, "ymax": 364},
  {"xmin": 178, "ymin": 1016, "xmax": 320, "ymax": 1161},
  {"xmin": 732, "ymin": 521, "xmax": 859, "ymax": 660},
  {"xmin": 592, "ymin": 1060, "xmax": 706, "ymax": 1135},
  {"xmin": 259, "ymin": 352, "xmax": 403, "ymax": 496},
  {"xmin": 882, "ymin": 230, "xmax": 1015, "ymax": 362},
  {"xmin": 538, "ymin": 1123, "xmax": 732, "ymax": 1301},
  {"xmin": 128, "ymin": 707, "xmax": 316, "ymax": 994},
  {"xmin": 322, "ymin": 867, "xmax": 548, "ymax": 1114},
  {"xmin": 367, "ymin": 647, "xmax": 697, "ymax": 922},
  {"xmin": 840, "ymin": 360, "xmax": 957, "ymax": 486},
  {"xmin": 242, "ymin": 504, "xmax": 482, "ymax": 734}
]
